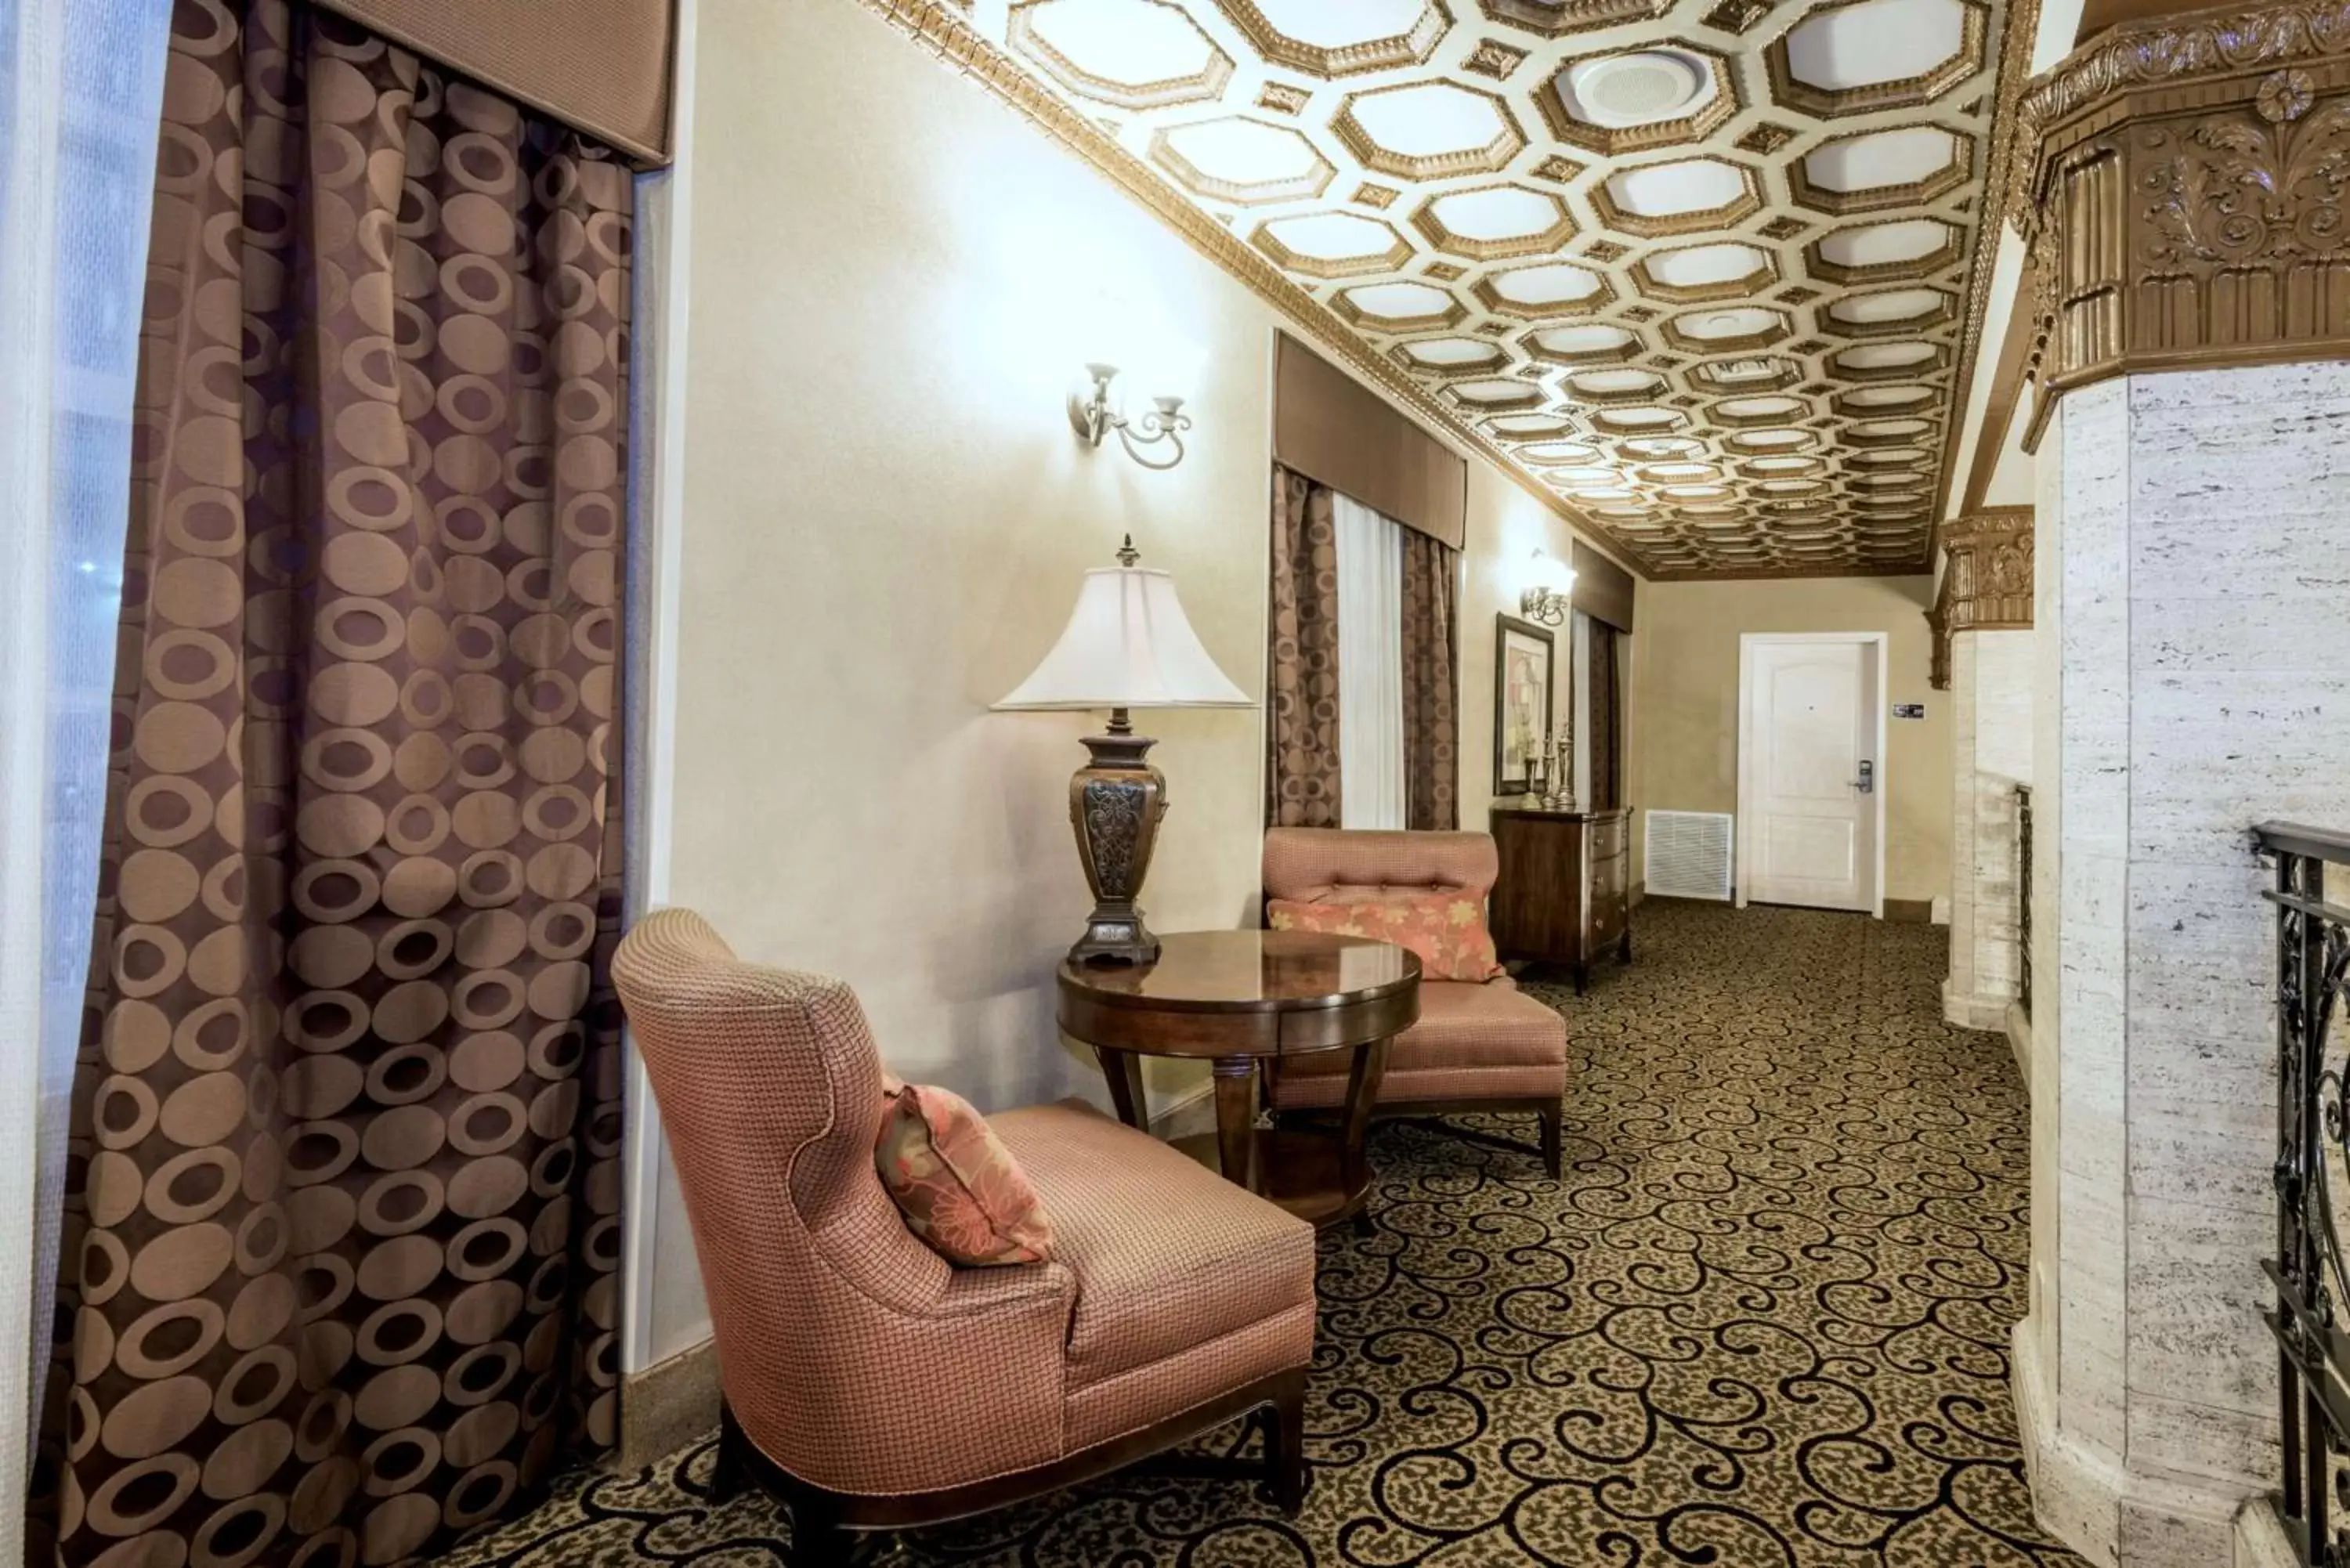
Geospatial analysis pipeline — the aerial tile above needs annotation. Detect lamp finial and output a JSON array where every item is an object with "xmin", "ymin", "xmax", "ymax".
[{"xmin": 1115, "ymin": 534, "xmax": 1140, "ymax": 568}]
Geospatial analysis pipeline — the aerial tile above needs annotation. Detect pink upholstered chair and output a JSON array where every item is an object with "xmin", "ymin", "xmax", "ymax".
[
  {"xmin": 613, "ymin": 909, "xmax": 1317, "ymax": 1564},
  {"xmin": 1262, "ymin": 829, "xmax": 1568, "ymax": 1176}
]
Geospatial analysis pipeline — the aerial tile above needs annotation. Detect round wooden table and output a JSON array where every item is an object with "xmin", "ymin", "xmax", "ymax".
[{"xmin": 1057, "ymin": 930, "xmax": 1421, "ymax": 1230}]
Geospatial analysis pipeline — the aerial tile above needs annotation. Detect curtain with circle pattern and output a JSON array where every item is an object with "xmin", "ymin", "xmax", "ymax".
[
  {"xmin": 1399, "ymin": 531, "xmax": 1458, "ymax": 832},
  {"xmin": 1589, "ymin": 621, "xmax": 1623, "ymax": 811},
  {"xmin": 28, "ymin": 3, "xmax": 631, "ymax": 1563},
  {"xmin": 1266, "ymin": 465, "xmax": 1342, "ymax": 829}
]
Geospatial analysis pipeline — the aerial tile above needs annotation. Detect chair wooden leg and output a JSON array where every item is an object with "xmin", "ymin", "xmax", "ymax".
[
  {"xmin": 1263, "ymin": 1370, "xmax": 1308, "ymax": 1515},
  {"xmin": 710, "ymin": 1403, "xmax": 748, "ymax": 1501},
  {"xmin": 1538, "ymin": 1104, "xmax": 1563, "ymax": 1180},
  {"xmin": 786, "ymin": 1491, "xmax": 857, "ymax": 1567}
]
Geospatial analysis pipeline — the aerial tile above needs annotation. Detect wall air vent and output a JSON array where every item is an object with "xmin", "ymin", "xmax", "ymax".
[{"xmin": 1646, "ymin": 810, "xmax": 1734, "ymax": 901}]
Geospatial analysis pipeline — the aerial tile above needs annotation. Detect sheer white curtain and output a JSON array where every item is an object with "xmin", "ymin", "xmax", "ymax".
[
  {"xmin": 0, "ymin": 0, "xmax": 169, "ymax": 1527},
  {"xmin": 1333, "ymin": 492, "xmax": 1405, "ymax": 830}
]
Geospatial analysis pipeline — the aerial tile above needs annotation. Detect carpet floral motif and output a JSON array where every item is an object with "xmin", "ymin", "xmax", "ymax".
[{"xmin": 436, "ymin": 901, "xmax": 2080, "ymax": 1567}]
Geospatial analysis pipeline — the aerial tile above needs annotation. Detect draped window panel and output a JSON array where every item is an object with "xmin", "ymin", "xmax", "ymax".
[
  {"xmin": 1272, "ymin": 334, "xmax": 1466, "ymax": 551},
  {"xmin": 1399, "ymin": 532, "xmax": 1459, "ymax": 832},
  {"xmin": 33, "ymin": 5, "xmax": 631, "ymax": 1563},
  {"xmin": 1267, "ymin": 466, "xmax": 1342, "ymax": 829},
  {"xmin": 1589, "ymin": 620, "xmax": 1624, "ymax": 811},
  {"xmin": 316, "ymin": 0, "xmax": 674, "ymax": 164},
  {"xmin": 1332, "ymin": 493, "xmax": 1403, "ymax": 832},
  {"xmin": 1571, "ymin": 611, "xmax": 1593, "ymax": 811},
  {"xmin": 1571, "ymin": 540, "xmax": 1635, "ymax": 633}
]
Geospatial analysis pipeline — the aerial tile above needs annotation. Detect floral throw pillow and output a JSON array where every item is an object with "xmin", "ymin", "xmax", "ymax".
[
  {"xmin": 874, "ymin": 1081, "xmax": 1057, "ymax": 1266},
  {"xmin": 1267, "ymin": 892, "xmax": 1506, "ymax": 982}
]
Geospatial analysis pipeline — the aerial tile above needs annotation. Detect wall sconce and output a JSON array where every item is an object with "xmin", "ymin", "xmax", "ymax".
[
  {"xmin": 1520, "ymin": 548, "xmax": 1576, "ymax": 627},
  {"xmin": 1069, "ymin": 363, "xmax": 1191, "ymax": 471}
]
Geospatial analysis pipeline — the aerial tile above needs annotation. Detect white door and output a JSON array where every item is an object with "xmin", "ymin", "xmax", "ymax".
[{"xmin": 1741, "ymin": 637, "xmax": 1879, "ymax": 912}]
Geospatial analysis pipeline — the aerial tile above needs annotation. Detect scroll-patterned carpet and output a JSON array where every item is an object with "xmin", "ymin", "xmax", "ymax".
[{"xmin": 437, "ymin": 900, "xmax": 2077, "ymax": 1567}]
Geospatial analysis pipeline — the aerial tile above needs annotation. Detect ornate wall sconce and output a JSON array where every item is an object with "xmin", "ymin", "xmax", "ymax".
[
  {"xmin": 1520, "ymin": 549, "xmax": 1576, "ymax": 627},
  {"xmin": 1069, "ymin": 363, "xmax": 1191, "ymax": 471}
]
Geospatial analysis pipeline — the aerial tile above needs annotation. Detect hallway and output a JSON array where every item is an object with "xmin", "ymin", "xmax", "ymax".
[{"xmin": 443, "ymin": 901, "xmax": 2076, "ymax": 1566}]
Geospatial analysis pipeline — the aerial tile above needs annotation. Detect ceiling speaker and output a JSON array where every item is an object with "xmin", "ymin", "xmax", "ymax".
[{"xmin": 1573, "ymin": 52, "xmax": 1705, "ymax": 125}]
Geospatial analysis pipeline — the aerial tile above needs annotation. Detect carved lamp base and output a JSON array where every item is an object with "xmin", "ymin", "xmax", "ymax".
[{"xmin": 1067, "ymin": 709, "xmax": 1164, "ymax": 966}]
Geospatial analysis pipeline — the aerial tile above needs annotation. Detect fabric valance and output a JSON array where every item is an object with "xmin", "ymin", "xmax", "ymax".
[
  {"xmin": 319, "ymin": 0, "xmax": 674, "ymax": 164},
  {"xmin": 1273, "ymin": 333, "xmax": 1467, "ymax": 551},
  {"xmin": 1572, "ymin": 540, "xmax": 1635, "ymax": 633}
]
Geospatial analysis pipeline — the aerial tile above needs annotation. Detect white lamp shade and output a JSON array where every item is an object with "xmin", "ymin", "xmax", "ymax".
[{"xmin": 995, "ymin": 566, "xmax": 1253, "ymax": 711}]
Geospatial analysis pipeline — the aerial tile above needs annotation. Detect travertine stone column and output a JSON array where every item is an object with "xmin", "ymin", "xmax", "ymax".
[
  {"xmin": 1936, "ymin": 511, "xmax": 2036, "ymax": 1035},
  {"xmin": 2009, "ymin": 11, "xmax": 2350, "ymax": 1563}
]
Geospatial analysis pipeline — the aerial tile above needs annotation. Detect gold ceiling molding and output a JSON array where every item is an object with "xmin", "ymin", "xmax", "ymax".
[
  {"xmin": 2012, "ymin": 0, "xmax": 2350, "ymax": 447},
  {"xmin": 853, "ymin": 0, "xmax": 2026, "ymax": 579},
  {"xmin": 846, "ymin": 0, "xmax": 1651, "ymax": 571},
  {"xmin": 1765, "ymin": 0, "xmax": 1994, "ymax": 117},
  {"xmin": 1927, "ymin": 503, "xmax": 2032, "ymax": 685},
  {"xmin": 1929, "ymin": 0, "xmax": 2040, "ymax": 542}
]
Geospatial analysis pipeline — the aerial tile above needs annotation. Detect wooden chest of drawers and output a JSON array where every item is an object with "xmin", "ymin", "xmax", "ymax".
[{"xmin": 1488, "ymin": 806, "xmax": 1633, "ymax": 993}]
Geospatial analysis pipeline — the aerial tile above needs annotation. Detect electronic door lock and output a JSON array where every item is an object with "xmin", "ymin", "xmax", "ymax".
[{"xmin": 1853, "ymin": 759, "xmax": 1875, "ymax": 795}]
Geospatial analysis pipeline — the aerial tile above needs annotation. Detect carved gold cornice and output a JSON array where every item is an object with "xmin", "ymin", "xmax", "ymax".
[
  {"xmin": 1928, "ymin": 504, "xmax": 2034, "ymax": 686},
  {"xmin": 1943, "ymin": 507, "xmax": 2035, "ymax": 628},
  {"xmin": 2012, "ymin": 0, "xmax": 2350, "ymax": 164},
  {"xmin": 2011, "ymin": 0, "xmax": 2350, "ymax": 446},
  {"xmin": 1932, "ymin": 0, "xmax": 2042, "ymax": 565},
  {"xmin": 841, "ymin": 0, "xmax": 1656, "ymax": 576}
]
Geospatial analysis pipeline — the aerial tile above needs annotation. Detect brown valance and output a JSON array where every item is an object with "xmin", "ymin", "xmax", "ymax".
[
  {"xmin": 318, "ymin": 0, "xmax": 674, "ymax": 164},
  {"xmin": 1572, "ymin": 540, "xmax": 1635, "ymax": 632},
  {"xmin": 1274, "ymin": 332, "xmax": 1467, "ymax": 550}
]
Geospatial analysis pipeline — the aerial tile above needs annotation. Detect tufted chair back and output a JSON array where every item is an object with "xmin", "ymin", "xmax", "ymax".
[{"xmin": 1263, "ymin": 827, "xmax": 1499, "ymax": 908}]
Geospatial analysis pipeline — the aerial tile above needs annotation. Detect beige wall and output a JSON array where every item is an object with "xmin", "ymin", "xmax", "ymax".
[
  {"xmin": 1629, "ymin": 576, "xmax": 1950, "ymax": 907},
  {"xmin": 638, "ymin": 0, "xmax": 1627, "ymax": 1362}
]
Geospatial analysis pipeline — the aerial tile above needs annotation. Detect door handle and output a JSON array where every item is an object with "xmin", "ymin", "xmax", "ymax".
[{"xmin": 1853, "ymin": 759, "xmax": 1875, "ymax": 795}]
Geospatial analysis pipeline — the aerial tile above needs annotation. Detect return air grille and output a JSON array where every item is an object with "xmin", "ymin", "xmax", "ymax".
[{"xmin": 1646, "ymin": 810, "xmax": 1734, "ymax": 901}]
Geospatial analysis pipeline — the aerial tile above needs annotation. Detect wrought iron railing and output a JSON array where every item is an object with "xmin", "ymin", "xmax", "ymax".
[
  {"xmin": 2016, "ymin": 785, "xmax": 2033, "ymax": 1018},
  {"xmin": 2260, "ymin": 822, "xmax": 2350, "ymax": 1566}
]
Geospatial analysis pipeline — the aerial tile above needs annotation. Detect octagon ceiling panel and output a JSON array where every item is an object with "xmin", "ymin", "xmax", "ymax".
[{"xmin": 961, "ymin": 0, "xmax": 2026, "ymax": 576}]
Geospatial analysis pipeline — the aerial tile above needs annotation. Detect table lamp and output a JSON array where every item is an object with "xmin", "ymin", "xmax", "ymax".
[{"xmin": 995, "ymin": 537, "xmax": 1253, "ymax": 965}]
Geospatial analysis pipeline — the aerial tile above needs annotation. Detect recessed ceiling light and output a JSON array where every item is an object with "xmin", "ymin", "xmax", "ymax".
[{"xmin": 1571, "ymin": 52, "xmax": 1705, "ymax": 127}]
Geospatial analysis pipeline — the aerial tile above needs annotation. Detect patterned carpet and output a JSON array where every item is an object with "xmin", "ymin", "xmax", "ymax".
[{"xmin": 437, "ymin": 900, "xmax": 2077, "ymax": 1567}]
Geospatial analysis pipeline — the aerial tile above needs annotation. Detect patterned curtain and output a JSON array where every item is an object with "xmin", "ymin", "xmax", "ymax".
[
  {"xmin": 30, "ymin": 5, "xmax": 630, "ymax": 1563},
  {"xmin": 1589, "ymin": 621, "xmax": 1623, "ymax": 811},
  {"xmin": 1399, "ymin": 532, "xmax": 1458, "ymax": 831},
  {"xmin": 1267, "ymin": 465, "xmax": 1341, "ymax": 828}
]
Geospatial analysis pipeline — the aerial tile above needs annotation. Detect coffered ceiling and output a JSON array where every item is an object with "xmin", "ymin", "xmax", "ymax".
[{"xmin": 898, "ymin": 0, "xmax": 2027, "ymax": 577}]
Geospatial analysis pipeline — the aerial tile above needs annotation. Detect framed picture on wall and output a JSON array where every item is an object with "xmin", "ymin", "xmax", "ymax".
[{"xmin": 1494, "ymin": 615, "xmax": 1554, "ymax": 796}]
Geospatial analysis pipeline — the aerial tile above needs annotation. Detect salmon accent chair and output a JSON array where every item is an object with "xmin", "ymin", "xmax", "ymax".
[
  {"xmin": 1262, "ymin": 829, "xmax": 1568, "ymax": 1177},
  {"xmin": 613, "ymin": 909, "xmax": 1317, "ymax": 1565}
]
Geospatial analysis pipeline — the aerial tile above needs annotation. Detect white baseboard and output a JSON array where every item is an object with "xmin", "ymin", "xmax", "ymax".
[
  {"xmin": 2011, "ymin": 1317, "xmax": 2268, "ymax": 1568},
  {"xmin": 618, "ymin": 1337, "xmax": 721, "ymax": 1472},
  {"xmin": 1149, "ymin": 1080, "xmax": 1218, "ymax": 1142},
  {"xmin": 1940, "ymin": 977, "xmax": 2014, "ymax": 1034}
]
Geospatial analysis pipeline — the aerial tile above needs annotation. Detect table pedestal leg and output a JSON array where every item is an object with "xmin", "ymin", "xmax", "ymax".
[
  {"xmin": 1097, "ymin": 1046, "xmax": 1147, "ymax": 1129},
  {"xmin": 1337, "ymin": 1037, "xmax": 1391, "ymax": 1230},
  {"xmin": 1212, "ymin": 1056, "xmax": 1259, "ymax": 1191}
]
